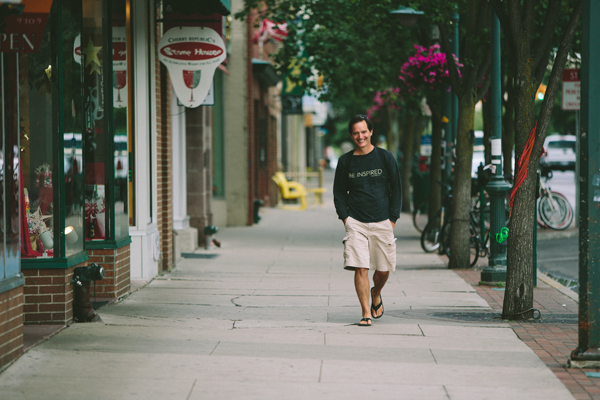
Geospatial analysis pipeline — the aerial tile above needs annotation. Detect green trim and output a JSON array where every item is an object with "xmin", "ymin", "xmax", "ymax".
[
  {"xmin": 104, "ymin": 0, "xmax": 116, "ymax": 241},
  {"xmin": 252, "ymin": 59, "xmax": 280, "ymax": 87},
  {"xmin": 85, "ymin": 235, "xmax": 131, "ymax": 250},
  {"xmin": 21, "ymin": 251, "xmax": 89, "ymax": 270},
  {"xmin": 0, "ymin": 275, "xmax": 25, "ymax": 294},
  {"xmin": 213, "ymin": 69, "xmax": 225, "ymax": 197},
  {"xmin": 54, "ymin": 0, "xmax": 67, "ymax": 258}
]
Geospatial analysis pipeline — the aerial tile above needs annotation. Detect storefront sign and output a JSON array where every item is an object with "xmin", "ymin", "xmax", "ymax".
[
  {"xmin": 158, "ymin": 26, "xmax": 226, "ymax": 108},
  {"xmin": 0, "ymin": 0, "xmax": 53, "ymax": 53}
]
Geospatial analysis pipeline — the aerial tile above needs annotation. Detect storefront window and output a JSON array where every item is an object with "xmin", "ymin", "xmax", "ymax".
[
  {"xmin": 112, "ymin": 0, "xmax": 130, "ymax": 239},
  {"xmin": 19, "ymin": 23, "xmax": 54, "ymax": 258},
  {"xmin": 83, "ymin": 0, "xmax": 131, "ymax": 242},
  {"xmin": 20, "ymin": 0, "xmax": 85, "ymax": 260},
  {"xmin": 62, "ymin": 0, "xmax": 85, "ymax": 256},
  {"xmin": 1, "ymin": 53, "xmax": 21, "ymax": 277},
  {"xmin": 83, "ymin": 0, "xmax": 108, "ymax": 241}
]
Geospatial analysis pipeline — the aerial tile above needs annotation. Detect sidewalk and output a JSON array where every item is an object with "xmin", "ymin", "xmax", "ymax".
[{"xmin": 0, "ymin": 173, "xmax": 577, "ymax": 399}]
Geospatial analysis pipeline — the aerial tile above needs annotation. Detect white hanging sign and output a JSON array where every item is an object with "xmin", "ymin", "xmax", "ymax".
[
  {"xmin": 158, "ymin": 26, "xmax": 226, "ymax": 108},
  {"xmin": 73, "ymin": 34, "xmax": 81, "ymax": 64}
]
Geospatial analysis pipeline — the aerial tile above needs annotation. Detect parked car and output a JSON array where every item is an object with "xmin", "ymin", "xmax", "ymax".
[
  {"xmin": 472, "ymin": 130, "xmax": 484, "ymax": 177},
  {"xmin": 540, "ymin": 135, "xmax": 576, "ymax": 172}
]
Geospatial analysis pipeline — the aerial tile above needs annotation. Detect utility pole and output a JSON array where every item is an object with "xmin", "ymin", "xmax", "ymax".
[
  {"xmin": 569, "ymin": 0, "xmax": 600, "ymax": 368},
  {"xmin": 480, "ymin": 8, "xmax": 510, "ymax": 284}
]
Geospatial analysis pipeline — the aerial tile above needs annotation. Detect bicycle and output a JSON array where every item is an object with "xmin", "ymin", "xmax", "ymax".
[
  {"xmin": 537, "ymin": 171, "xmax": 573, "ymax": 230},
  {"xmin": 439, "ymin": 211, "xmax": 481, "ymax": 267},
  {"xmin": 420, "ymin": 181, "xmax": 452, "ymax": 253},
  {"xmin": 412, "ymin": 199, "xmax": 428, "ymax": 233}
]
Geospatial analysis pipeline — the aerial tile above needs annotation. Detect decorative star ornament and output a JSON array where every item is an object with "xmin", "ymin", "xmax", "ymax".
[{"xmin": 83, "ymin": 37, "xmax": 102, "ymax": 75}]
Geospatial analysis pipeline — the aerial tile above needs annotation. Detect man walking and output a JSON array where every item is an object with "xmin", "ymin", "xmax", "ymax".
[{"xmin": 333, "ymin": 114, "xmax": 402, "ymax": 326}]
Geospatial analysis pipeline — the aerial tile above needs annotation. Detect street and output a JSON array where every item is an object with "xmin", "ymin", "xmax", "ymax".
[
  {"xmin": 536, "ymin": 170, "xmax": 579, "ymax": 292},
  {"xmin": 537, "ymin": 237, "xmax": 578, "ymax": 292}
]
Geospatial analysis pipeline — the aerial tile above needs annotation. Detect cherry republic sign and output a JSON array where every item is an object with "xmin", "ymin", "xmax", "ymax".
[{"xmin": 158, "ymin": 27, "xmax": 226, "ymax": 108}]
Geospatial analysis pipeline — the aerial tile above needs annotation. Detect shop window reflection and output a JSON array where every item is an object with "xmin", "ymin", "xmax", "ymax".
[
  {"xmin": 112, "ymin": 0, "xmax": 130, "ymax": 239},
  {"xmin": 19, "ymin": 23, "xmax": 55, "ymax": 258},
  {"xmin": 19, "ymin": 0, "xmax": 85, "ymax": 259}
]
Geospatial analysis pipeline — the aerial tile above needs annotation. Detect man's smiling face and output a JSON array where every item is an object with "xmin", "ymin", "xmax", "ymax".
[{"xmin": 350, "ymin": 120, "xmax": 373, "ymax": 150}]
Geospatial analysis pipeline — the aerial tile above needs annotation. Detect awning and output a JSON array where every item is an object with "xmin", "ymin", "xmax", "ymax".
[
  {"xmin": 252, "ymin": 59, "xmax": 280, "ymax": 87},
  {"xmin": 163, "ymin": 0, "xmax": 230, "ymax": 16}
]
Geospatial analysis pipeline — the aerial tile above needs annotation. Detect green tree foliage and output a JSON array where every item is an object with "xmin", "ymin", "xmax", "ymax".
[{"xmin": 236, "ymin": 0, "xmax": 418, "ymax": 144}]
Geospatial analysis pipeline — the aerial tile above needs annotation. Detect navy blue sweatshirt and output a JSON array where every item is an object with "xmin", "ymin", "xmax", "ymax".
[{"xmin": 333, "ymin": 146, "xmax": 402, "ymax": 223}]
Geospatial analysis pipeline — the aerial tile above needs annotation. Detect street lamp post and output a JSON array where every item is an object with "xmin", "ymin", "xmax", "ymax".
[
  {"xmin": 480, "ymin": 8, "xmax": 510, "ymax": 284},
  {"xmin": 569, "ymin": 0, "xmax": 600, "ymax": 368},
  {"xmin": 390, "ymin": 6, "xmax": 424, "ymax": 28}
]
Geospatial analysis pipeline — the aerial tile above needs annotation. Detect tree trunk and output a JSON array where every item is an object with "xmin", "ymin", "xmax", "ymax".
[
  {"xmin": 400, "ymin": 113, "xmax": 415, "ymax": 213},
  {"xmin": 429, "ymin": 106, "xmax": 442, "ymax": 220},
  {"xmin": 387, "ymin": 108, "xmax": 398, "ymax": 157},
  {"xmin": 448, "ymin": 93, "xmax": 477, "ymax": 269},
  {"xmin": 503, "ymin": 62, "xmax": 537, "ymax": 320}
]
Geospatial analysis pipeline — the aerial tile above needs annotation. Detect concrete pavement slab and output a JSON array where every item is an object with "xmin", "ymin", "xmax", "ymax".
[{"xmin": 188, "ymin": 382, "xmax": 450, "ymax": 400}]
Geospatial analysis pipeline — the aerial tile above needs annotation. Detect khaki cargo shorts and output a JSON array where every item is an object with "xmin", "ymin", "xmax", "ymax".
[{"xmin": 342, "ymin": 216, "xmax": 397, "ymax": 271}]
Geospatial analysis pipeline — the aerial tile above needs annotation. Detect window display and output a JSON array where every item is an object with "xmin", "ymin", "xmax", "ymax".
[
  {"xmin": 19, "ymin": 0, "xmax": 85, "ymax": 259},
  {"xmin": 82, "ymin": 0, "xmax": 131, "ymax": 242},
  {"xmin": 112, "ymin": 0, "xmax": 131, "ymax": 239},
  {"xmin": 1, "ymin": 53, "xmax": 21, "ymax": 277},
  {"xmin": 83, "ymin": 0, "xmax": 108, "ymax": 241}
]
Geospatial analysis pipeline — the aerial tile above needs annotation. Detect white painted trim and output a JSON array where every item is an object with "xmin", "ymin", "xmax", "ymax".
[
  {"xmin": 129, "ymin": 0, "xmax": 159, "ymax": 281},
  {"xmin": 171, "ymin": 85, "xmax": 190, "ymax": 230}
]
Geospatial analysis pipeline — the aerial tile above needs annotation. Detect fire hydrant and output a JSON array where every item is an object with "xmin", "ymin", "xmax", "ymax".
[{"xmin": 72, "ymin": 263, "xmax": 105, "ymax": 322}]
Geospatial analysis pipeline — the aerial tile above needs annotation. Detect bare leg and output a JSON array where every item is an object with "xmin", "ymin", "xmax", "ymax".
[
  {"xmin": 354, "ymin": 268, "xmax": 371, "ymax": 325},
  {"xmin": 371, "ymin": 271, "xmax": 389, "ymax": 318}
]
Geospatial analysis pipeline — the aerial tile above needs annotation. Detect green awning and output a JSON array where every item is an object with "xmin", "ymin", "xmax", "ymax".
[
  {"xmin": 252, "ymin": 59, "xmax": 280, "ymax": 87},
  {"xmin": 163, "ymin": 0, "xmax": 230, "ymax": 16}
]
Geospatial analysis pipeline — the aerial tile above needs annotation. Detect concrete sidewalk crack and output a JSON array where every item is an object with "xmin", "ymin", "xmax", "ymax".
[
  {"xmin": 318, "ymin": 360, "xmax": 324, "ymax": 383},
  {"xmin": 418, "ymin": 324, "xmax": 425, "ymax": 336},
  {"xmin": 443, "ymin": 385, "xmax": 451, "ymax": 399},
  {"xmin": 429, "ymin": 349, "xmax": 438, "ymax": 364},
  {"xmin": 186, "ymin": 379, "xmax": 197, "ymax": 400},
  {"xmin": 231, "ymin": 297, "xmax": 243, "ymax": 307},
  {"xmin": 209, "ymin": 342, "xmax": 220, "ymax": 355}
]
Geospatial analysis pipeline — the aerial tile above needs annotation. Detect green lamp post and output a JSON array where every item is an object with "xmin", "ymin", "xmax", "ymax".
[{"xmin": 480, "ymin": 8, "xmax": 510, "ymax": 284}]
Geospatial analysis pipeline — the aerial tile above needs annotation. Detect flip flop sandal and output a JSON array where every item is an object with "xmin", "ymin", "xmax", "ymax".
[
  {"xmin": 358, "ymin": 317, "xmax": 372, "ymax": 326},
  {"xmin": 371, "ymin": 287, "xmax": 384, "ymax": 319}
]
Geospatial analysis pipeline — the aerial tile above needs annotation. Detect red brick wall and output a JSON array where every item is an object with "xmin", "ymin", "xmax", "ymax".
[
  {"xmin": 0, "ymin": 285, "xmax": 23, "ymax": 369},
  {"xmin": 186, "ymin": 106, "xmax": 214, "ymax": 248},
  {"xmin": 23, "ymin": 266, "xmax": 77, "ymax": 324},
  {"xmin": 88, "ymin": 245, "xmax": 131, "ymax": 299}
]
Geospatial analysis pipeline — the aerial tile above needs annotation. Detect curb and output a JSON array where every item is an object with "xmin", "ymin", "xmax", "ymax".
[{"xmin": 537, "ymin": 269, "xmax": 579, "ymax": 303}]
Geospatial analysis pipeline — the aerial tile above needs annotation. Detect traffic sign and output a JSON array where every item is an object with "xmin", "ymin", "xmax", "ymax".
[{"xmin": 562, "ymin": 69, "xmax": 580, "ymax": 111}]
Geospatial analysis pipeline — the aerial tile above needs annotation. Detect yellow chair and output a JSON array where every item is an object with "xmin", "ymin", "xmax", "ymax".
[
  {"xmin": 308, "ymin": 187, "xmax": 327, "ymax": 209},
  {"xmin": 272, "ymin": 172, "xmax": 308, "ymax": 210}
]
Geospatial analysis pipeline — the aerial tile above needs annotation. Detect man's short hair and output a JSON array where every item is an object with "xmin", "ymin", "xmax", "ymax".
[{"xmin": 348, "ymin": 114, "xmax": 373, "ymax": 134}]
